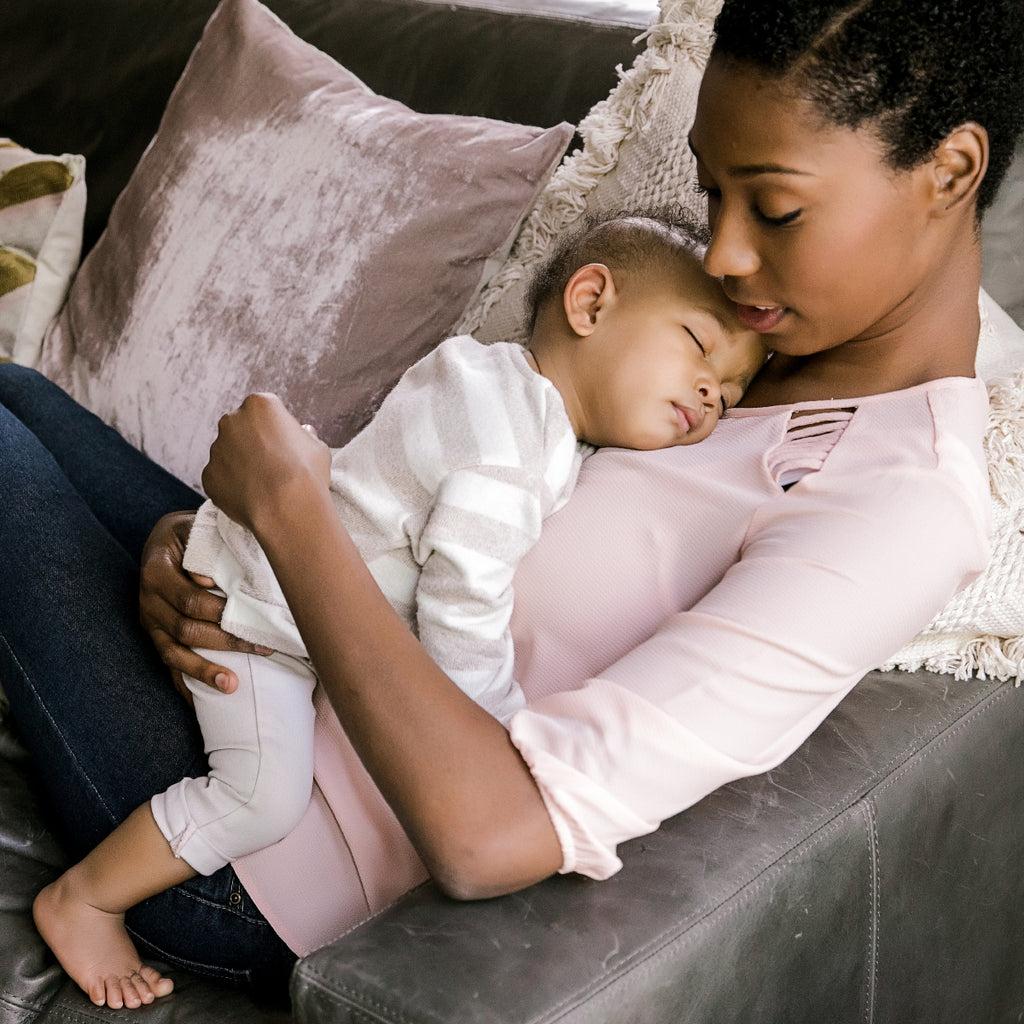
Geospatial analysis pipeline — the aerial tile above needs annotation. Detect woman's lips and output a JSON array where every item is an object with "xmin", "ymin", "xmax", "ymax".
[{"xmin": 736, "ymin": 304, "xmax": 787, "ymax": 333}]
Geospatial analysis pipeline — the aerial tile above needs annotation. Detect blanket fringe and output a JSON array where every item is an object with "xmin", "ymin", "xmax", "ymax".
[{"xmin": 881, "ymin": 633, "xmax": 1024, "ymax": 686}]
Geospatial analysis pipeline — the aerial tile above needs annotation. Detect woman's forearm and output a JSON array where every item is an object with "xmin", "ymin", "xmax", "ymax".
[{"xmin": 250, "ymin": 474, "xmax": 563, "ymax": 899}]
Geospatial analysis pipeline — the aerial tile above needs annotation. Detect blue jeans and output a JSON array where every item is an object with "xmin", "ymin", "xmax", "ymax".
[{"xmin": 0, "ymin": 364, "xmax": 296, "ymax": 993}]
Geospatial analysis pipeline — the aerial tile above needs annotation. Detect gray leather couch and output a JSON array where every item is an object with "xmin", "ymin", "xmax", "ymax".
[{"xmin": 3, "ymin": 2, "xmax": 1024, "ymax": 1022}]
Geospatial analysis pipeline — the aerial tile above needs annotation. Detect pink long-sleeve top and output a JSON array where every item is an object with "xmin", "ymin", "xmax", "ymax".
[{"xmin": 234, "ymin": 373, "xmax": 991, "ymax": 956}]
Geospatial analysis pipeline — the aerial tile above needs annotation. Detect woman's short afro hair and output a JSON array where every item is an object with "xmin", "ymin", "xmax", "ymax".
[{"xmin": 711, "ymin": 0, "xmax": 1024, "ymax": 212}]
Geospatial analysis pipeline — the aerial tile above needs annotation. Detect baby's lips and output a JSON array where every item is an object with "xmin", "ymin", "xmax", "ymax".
[{"xmin": 674, "ymin": 403, "xmax": 701, "ymax": 434}]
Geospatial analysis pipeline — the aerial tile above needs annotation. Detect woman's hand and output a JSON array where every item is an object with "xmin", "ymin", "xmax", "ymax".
[
  {"xmin": 201, "ymin": 393, "xmax": 332, "ymax": 538},
  {"xmin": 139, "ymin": 511, "xmax": 272, "ymax": 695}
]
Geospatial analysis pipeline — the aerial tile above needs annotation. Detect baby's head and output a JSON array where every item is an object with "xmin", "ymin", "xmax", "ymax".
[{"xmin": 527, "ymin": 214, "xmax": 767, "ymax": 449}]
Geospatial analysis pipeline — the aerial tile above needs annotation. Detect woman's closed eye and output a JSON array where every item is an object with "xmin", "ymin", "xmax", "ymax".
[
  {"xmin": 693, "ymin": 181, "xmax": 801, "ymax": 229},
  {"xmin": 758, "ymin": 207, "xmax": 802, "ymax": 227}
]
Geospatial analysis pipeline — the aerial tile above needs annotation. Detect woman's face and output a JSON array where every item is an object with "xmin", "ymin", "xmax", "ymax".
[{"xmin": 689, "ymin": 56, "xmax": 941, "ymax": 357}]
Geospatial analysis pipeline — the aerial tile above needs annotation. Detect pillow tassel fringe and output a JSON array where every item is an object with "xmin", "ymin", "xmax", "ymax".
[
  {"xmin": 455, "ymin": 0, "xmax": 721, "ymax": 343},
  {"xmin": 880, "ymin": 634, "xmax": 1024, "ymax": 686}
]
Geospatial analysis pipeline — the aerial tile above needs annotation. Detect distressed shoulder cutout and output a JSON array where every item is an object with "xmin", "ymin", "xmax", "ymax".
[{"xmin": 770, "ymin": 407, "xmax": 857, "ymax": 488}]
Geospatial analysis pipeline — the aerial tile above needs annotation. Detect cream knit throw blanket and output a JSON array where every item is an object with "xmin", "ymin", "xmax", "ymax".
[
  {"xmin": 880, "ymin": 361, "xmax": 1024, "ymax": 683},
  {"xmin": 461, "ymin": 0, "xmax": 1024, "ymax": 685}
]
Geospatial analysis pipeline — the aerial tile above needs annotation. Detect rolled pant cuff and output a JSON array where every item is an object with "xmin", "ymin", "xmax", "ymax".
[{"xmin": 151, "ymin": 781, "xmax": 230, "ymax": 876}]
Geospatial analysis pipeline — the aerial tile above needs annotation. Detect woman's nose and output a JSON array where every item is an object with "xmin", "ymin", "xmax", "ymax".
[{"xmin": 702, "ymin": 208, "xmax": 760, "ymax": 279}]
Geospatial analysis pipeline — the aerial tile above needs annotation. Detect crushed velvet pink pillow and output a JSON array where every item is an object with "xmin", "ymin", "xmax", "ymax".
[{"xmin": 39, "ymin": 0, "xmax": 572, "ymax": 490}]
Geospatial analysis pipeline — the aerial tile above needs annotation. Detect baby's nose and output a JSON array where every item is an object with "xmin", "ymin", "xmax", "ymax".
[{"xmin": 697, "ymin": 376, "xmax": 722, "ymax": 407}]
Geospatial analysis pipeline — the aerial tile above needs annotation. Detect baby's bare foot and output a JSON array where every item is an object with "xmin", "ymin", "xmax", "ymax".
[{"xmin": 33, "ymin": 876, "xmax": 174, "ymax": 1008}]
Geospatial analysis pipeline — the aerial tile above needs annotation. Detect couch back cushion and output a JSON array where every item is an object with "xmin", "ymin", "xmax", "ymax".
[{"xmin": 0, "ymin": 0, "xmax": 643, "ymax": 255}]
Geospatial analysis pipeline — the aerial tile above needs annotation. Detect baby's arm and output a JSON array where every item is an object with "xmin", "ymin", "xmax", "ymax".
[{"xmin": 414, "ymin": 465, "xmax": 547, "ymax": 723}]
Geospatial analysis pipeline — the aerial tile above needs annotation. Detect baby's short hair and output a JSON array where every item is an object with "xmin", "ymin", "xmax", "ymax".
[{"xmin": 526, "ymin": 210, "xmax": 710, "ymax": 326}]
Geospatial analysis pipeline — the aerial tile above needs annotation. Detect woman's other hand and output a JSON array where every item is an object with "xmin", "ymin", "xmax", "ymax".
[
  {"xmin": 139, "ymin": 511, "xmax": 271, "ymax": 695},
  {"xmin": 201, "ymin": 393, "xmax": 332, "ymax": 537}
]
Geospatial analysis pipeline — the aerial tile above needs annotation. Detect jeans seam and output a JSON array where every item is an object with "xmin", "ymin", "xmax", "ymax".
[
  {"xmin": 176, "ymin": 874, "xmax": 268, "ymax": 924},
  {"xmin": 126, "ymin": 921, "xmax": 252, "ymax": 983},
  {"xmin": 0, "ymin": 629, "xmax": 115, "ymax": 822}
]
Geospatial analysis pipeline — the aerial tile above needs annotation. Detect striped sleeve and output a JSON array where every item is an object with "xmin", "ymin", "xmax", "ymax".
[{"xmin": 390, "ymin": 336, "xmax": 579, "ymax": 723}]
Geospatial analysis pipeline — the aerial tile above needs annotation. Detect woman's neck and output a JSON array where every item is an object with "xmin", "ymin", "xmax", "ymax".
[{"xmin": 741, "ymin": 238, "xmax": 982, "ymax": 407}]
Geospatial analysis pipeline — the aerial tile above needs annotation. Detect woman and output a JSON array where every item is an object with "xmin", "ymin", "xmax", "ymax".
[{"xmin": 3, "ymin": 0, "xmax": 1023, "ymax": 1007}]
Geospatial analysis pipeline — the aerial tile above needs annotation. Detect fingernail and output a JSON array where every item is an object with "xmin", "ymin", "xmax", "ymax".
[
  {"xmin": 215, "ymin": 673, "xmax": 230, "ymax": 691},
  {"xmin": 255, "ymin": 645, "xmax": 275, "ymax": 656}
]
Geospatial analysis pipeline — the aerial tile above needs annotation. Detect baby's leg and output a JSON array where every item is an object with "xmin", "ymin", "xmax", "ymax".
[
  {"xmin": 33, "ymin": 803, "xmax": 196, "ymax": 1009},
  {"xmin": 35, "ymin": 648, "xmax": 315, "ymax": 1008},
  {"xmin": 151, "ymin": 649, "xmax": 317, "ymax": 870}
]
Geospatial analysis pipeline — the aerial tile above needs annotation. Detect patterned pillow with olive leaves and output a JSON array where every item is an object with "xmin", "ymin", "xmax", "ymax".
[{"xmin": 0, "ymin": 139, "xmax": 85, "ymax": 365}]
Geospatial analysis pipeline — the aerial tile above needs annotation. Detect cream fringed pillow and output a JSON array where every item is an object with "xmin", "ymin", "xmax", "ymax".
[{"xmin": 457, "ymin": 0, "xmax": 721, "ymax": 345}]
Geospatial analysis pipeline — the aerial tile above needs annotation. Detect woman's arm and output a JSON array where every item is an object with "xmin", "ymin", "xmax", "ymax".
[{"xmin": 200, "ymin": 394, "xmax": 563, "ymax": 899}]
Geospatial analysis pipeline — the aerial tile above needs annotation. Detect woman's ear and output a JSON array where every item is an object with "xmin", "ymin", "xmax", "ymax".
[
  {"xmin": 930, "ymin": 122, "xmax": 989, "ymax": 214},
  {"xmin": 563, "ymin": 263, "xmax": 615, "ymax": 337}
]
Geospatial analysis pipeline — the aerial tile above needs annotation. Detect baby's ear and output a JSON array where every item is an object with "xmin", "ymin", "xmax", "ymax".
[
  {"xmin": 563, "ymin": 263, "xmax": 615, "ymax": 337},
  {"xmin": 930, "ymin": 122, "xmax": 989, "ymax": 215}
]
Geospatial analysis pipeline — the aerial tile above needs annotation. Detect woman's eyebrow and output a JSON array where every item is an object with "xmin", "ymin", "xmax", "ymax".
[{"xmin": 689, "ymin": 138, "xmax": 810, "ymax": 179}]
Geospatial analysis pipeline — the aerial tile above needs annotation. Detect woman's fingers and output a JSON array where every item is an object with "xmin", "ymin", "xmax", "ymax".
[
  {"xmin": 138, "ymin": 511, "xmax": 270, "ymax": 691},
  {"xmin": 150, "ymin": 629, "xmax": 238, "ymax": 695}
]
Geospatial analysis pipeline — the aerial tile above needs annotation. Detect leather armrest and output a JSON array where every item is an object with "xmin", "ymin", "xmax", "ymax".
[{"xmin": 291, "ymin": 670, "xmax": 1024, "ymax": 1023}]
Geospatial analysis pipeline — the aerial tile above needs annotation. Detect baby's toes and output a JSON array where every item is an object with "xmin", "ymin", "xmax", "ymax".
[
  {"xmin": 138, "ymin": 965, "xmax": 175, "ymax": 999},
  {"xmin": 102, "ymin": 976, "xmax": 127, "ymax": 1010},
  {"xmin": 122, "ymin": 974, "xmax": 152, "ymax": 1007},
  {"xmin": 87, "ymin": 977, "xmax": 108, "ymax": 1007}
]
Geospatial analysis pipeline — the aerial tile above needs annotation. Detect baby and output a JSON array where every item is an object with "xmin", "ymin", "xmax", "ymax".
[{"xmin": 33, "ymin": 213, "xmax": 767, "ymax": 1008}]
